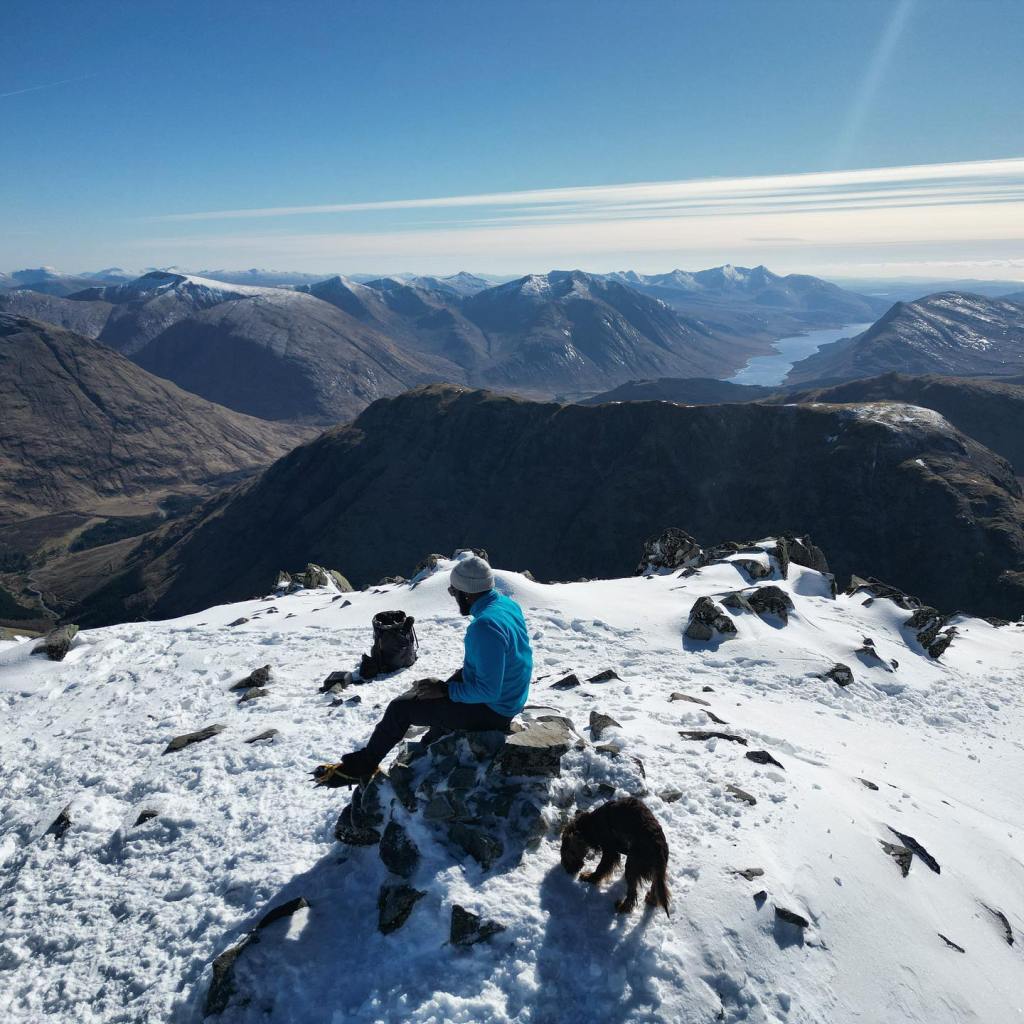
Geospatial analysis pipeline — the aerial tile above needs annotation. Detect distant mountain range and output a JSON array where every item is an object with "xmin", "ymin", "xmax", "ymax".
[
  {"xmin": 40, "ymin": 383, "xmax": 1024, "ymax": 626},
  {"xmin": 2, "ymin": 265, "xmax": 881, "ymax": 417},
  {"xmin": 785, "ymin": 292, "xmax": 1024, "ymax": 384}
]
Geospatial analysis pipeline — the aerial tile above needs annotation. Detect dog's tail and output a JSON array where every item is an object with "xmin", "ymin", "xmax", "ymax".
[{"xmin": 650, "ymin": 869, "xmax": 671, "ymax": 917}]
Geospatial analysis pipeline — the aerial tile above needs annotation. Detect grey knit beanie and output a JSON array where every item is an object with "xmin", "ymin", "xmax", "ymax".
[{"xmin": 450, "ymin": 554, "xmax": 495, "ymax": 594}]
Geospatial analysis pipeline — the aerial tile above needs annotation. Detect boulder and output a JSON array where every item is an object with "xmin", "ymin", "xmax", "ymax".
[
  {"xmin": 378, "ymin": 821, "xmax": 420, "ymax": 878},
  {"xmin": 726, "ymin": 784, "xmax": 757, "ymax": 806},
  {"xmin": 746, "ymin": 750, "xmax": 785, "ymax": 769},
  {"xmin": 905, "ymin": 607, "xmax": 957, "ymax": 659},
  {"xmin": 163, "ymin": 724, "xmax": 226, "ymax": 755},
  {"xmin": 735, "ymin": 867, "xmax": 765, "ymax": 881},
  {"xmin": 746, "ymin": 585, "xmax": 795, "ymax": 623},
  {"xmin": 205, "ymin": 938, "xmax": 252, "ymax": 1016},
  {"xmin": 378, "ymin": 884, "xmax": 425, "ymax": 934},
  {"xmin": 31, "ymin": 624, "xmax": 78, "ymax": 662},
  {"xmin": 244, "ymin": 728, "xmax": 279, "ymax": 744},
  {"xmin": 496, "ymin": 720, "xmax": 573, "ymax": 777},
  {"xmin": 680, "ymin": 730, "xmax": 747, "ymax": 745},
  {"xmin": 320, "ymin": 670, "xmax": 355, "ymax": 694},
  {"xmin": 589, "ymin": 711, "xmax": 621, "ymax": 742},
  {"xmin": 452, "ymin": 547, "xmax": 489, "ymax": 562},
  {"xmin": 775, "ymin": 906, "xmax": 809, "ymax": 929},
  {"xmin": 722, "ymin": 592, "xmax": 754, "ymax": 613},
  {"xmin": 227, "ymin": 617, "xmax": 249, "ymax": 628},
  {"xmin": 273, "ymin": 570, "xmax": 292, "ymax": 591},
  {"xmin": 635, "ymin": 528, "xmax": 702, "ymax": 575},
  {"xmin": 822, "ymin": 663, "xmax": 854, "ymax": 687},
  {"xmin": 587, "ymin": 669, "xmax": 620, "ymax": 684},
  {"xmin": 450, "ymin": 905, "xmax": 506, "ymax": 946},
  {"xmin": 237, "ymin": 687, "xmax": 268, "ymax": 704},
  {"xmin": 684, "ymin": 597, "xmax": 737, "ymax": 641},
  {"xmin": 378, "ymin": 575, "xmax": 407, "ymax": 586},
  {"xmin": 880, "ymin": 840, "xmax": 913, "ymax": 877},
  {"xmin": 550, "ymin": 672, "xmax": 581, "ymax": 691},
  {"xmin": 448, "ymin": 822, "xmax": 504, "ymax": 869},
  {"xmin": 669, "ymin": 692, "xmax": 711, "ymax": 707},
  {"xmin": 847, "ymin": 576, "xmax": 921, "ymax": 610},
  {"xmin": 334, "ymin": 804, "xmax": 382, "ymax": 846},
  {"xmin": 733, "ymin": 558, "xmax": 772, "ymax": 581},
  {"xmin": 774, "ymin": 535, "xmax": 830, "ymax": 577}
]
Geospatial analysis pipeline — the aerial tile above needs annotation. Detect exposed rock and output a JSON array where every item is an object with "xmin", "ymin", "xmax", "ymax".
[
  {"xmin": 163, "ymin": 724, "xmax": 226, "ymax": 754},
  {"xmin": 635, "ymin": 528, "xmax": 702, "ymax": 575},
  {"xmin": 550, "ymin": 672, "xmax": 581, "ymax": 691},
  {"xmin": 685, "ymin": 597, "xmax": 737, "ymax": 642},
  {"xmin": 450, "ymin": 905, "xmax": 506, "ymax": 946},
  {"xmin": 722, "ymin": 592, "xmax": 754, "ymax": 613},
  {"xmin": 589, "ymin": 711, "xmax": 621, "ymax": 741},
  {"xmin": 702, "ymin": 686, "xmax": 714, "ymax": 692},
  {"xmin": 328, "ymin": 569, "xmax": 353, "ymax": 592},
  {"xmin": 888, "ymin": 826, "xmax": 940, "ymax": 874},
  {"xmin": 733, "ymin": 558, "xmax": 772, "ymax": 581},
  {"xmin": 205, "ymin": 938, "xmax": 252, "ymax": 1016},
  {"xmin": 879, "ymin": 840, "xmax": 913, "ymax": 877},
  {"xmin": 726, "ymin": 784, "xmax": 757, "ymax": 806},
  {"xmin": 227, "ymin": 617, "xmax": 249, "ymax": 628},
  {"xmin": 680, "ymin": 730, "xmax": 747, "ymax": 745},
  {"xmin": 981, "ymin": 904, "xmax": 1014, "ymax": 946},
  {"xmin": 823, "ymin": 663, "xmax": 854, "ymax": 687},
  {"xmin": 855, "ymin": 638, "xmax": 894, "ymax": 672},
  {"xmin": 378, "ymin": 821, "xmax": 420, "ymax": 878},
  {"xmin": 449, "ymin": 822, "xmax": 504, "ymax": 869},
  {"xmin": 753, "ymin": 890, "xmax": 768, "ymax": 907},
  {"xmin": 257, "ymin": 896, "xmax": 310, "ymax": 930},
  {"xmin": 244, "ymin": 728, "xmax": 279, "ymax": 744},
  {"xmin": 31, "ymin": 624, "xmax": 78, "ymax": 662},
  {"xmin": 775, "ymin": 906, "xmax": 809, "ymax": 929},
  {"xmin": 669, "ymin": 692, "xmax": 711, "ymax": 707},
  {"xmin": 378, "ymin": 884, "xmax": 425, "ymax": 934},
  {"xmin": 452, "ymin": 547, "xmax": 489, "ymax": 562},
  {"xmin": 847, "ymin": 576, "xmax": 921, "ymax": 611},
  {"xmin": 274, "ymin": 570, "xmax": 292, "ymax": 591},
  {"xmin": 659, "ymin": 789, "xmax": 683, "ymax": 803},
  {"xmin": 237, "ymin": 687, "xmax": 268, "ymax": 704},
  {"xmin": 704, "ymin": 710, "xmax": 729, "ymax": 725},
  {"xmin": 44, "ymin": 805, "xmax": 73, "ymax": 841},
  {"xmin": 906, "ymin": 607, "xmax": 957, "ymax": 659},
  {"xmin": 133, "ymin": 809, "xmax": 158, "ymax": 826},
  {"xmin": 320, "ymin": 670, "xmax": 355, "ymax": 694},
  {"xmin": 334, "ymin": 803, "xmax": 382, "ymax": 846},
  {"xmin": 746, "ymin": 750, "xmax": 785, "ymax": 769},
  {"xmin": 858, "ymin": 778, "xmax": 879, "ymax": 791},
  {"xmin": 496, "ymin": 720, "xmax": 572, "ymax": 777},
  {"xmin": 747, "ymin": 585, "xmax": 795, "ymax": 623},
  {"xmin": 774, "ymin": 535, "xmax": 831, "ymax": 577},
  {"xmin": 587, "ymin": 668, "xmax": 620, "ymax": 684},
  {"xmin": 735, "ymin": 867, "xmax": 765, "ymax": 881},
  {"xmin": 424, "ymin": 793, "xmax": 457, "ymax": 822},
  {"xmin": 378, "ymin": 575, "xmax": 407, "ymax": 586},
  {"xmin": 939, "ymin": 933, "xmax": 965, "ymax": 953},
  {"xmin": 303, "ymin": 563, "xmax": 331, "ymax": 589}
]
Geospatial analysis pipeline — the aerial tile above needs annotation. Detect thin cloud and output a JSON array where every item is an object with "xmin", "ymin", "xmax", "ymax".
[
  {"xmin": 149, "ymin": 157, "xmax": 1024, "ymax": 226},
  {"xmin": 0, "ymin": 73, "xmax": 97, "ymax": 100}
]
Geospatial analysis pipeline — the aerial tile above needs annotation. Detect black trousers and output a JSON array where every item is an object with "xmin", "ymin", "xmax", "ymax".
[{"xmin": 361, "ymin": 690, "xmax": 511, "ymax": 766}]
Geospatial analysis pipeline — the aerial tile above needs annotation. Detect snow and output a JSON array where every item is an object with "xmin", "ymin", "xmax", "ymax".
[{"xmin": 2, "ymin": 555, "xmax": 1023, "ymax": 1023}]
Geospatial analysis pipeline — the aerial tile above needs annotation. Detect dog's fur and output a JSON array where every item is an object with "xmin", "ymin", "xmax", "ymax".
[{"xmin": 560, "ymin": 797, "xmax": 670, "ymax": 914}]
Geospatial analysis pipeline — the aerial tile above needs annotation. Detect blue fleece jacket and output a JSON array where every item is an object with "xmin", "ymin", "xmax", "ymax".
[{"xmin": 448, "ymin": 589, "xmax": 533, "ymax": 718}]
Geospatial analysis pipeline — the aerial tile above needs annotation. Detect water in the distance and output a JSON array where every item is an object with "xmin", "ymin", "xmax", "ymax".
[{"xmin": 728, "ymin": 323, "xmax": 872, "ymax": 386}]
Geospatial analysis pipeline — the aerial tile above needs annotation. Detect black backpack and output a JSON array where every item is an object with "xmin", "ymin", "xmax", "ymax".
[{"xmin": 359, "ymin": 610, "xmax": 418, "ymax": 679}]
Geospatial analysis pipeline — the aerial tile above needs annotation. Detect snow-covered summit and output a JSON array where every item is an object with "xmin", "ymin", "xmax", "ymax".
[{"xmin": 2, "ymin": 546, "xmax": 1022, "ymax": 1022}]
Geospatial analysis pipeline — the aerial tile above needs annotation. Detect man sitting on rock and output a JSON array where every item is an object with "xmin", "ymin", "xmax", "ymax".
[{"xmin": 314, "ymin": 555, "xmax": 533, "ymax": 785}]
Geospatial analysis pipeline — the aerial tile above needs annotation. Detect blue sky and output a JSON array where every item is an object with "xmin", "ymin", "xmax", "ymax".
[{"xmin": 3, "ymin": 0, "xmax": 1023, "ymax": 279}]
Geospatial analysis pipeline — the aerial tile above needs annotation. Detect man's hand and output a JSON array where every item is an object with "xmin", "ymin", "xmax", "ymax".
[{"xmin": 413, "ymin": 678, "xmax": 448, "ymax": 699}]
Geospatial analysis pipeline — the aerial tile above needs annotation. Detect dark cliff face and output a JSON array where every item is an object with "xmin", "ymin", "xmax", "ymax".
[
  {"xmin": 781, "ymin": 373, "xmax": 1024, "ymax": 475},
  {"xmin": 60, "ymin": 385, "xmax": 1024, "ymax": 624}
]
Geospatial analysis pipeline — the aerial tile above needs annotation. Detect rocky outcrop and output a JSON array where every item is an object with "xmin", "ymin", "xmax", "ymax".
[
  {"xmin": 685, "ymin": 597, "xmax": 737, "ymax": 641},
  {"xmin": 31, "ymin": 625, "xmax": 78, "ymax": 662},
  {"xmin": 905, "ymin": 607, "xmax": 957, "ymax": 659},
  {"xmin": 635, "ymin": 528, "xmax": 701, "ymax": 575},
  {"xmin": 450, "ymin": 905, "xmax": 506, "ymax": 946},
  {"xmin": 163, "ymin": 724, "xmax": 226, "ymax": 755}
]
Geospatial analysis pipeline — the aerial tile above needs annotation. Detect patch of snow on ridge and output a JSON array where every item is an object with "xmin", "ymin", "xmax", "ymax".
[{"xmin": 1, "ymin": 555, "xmax": 1023, "ymax": 1022}]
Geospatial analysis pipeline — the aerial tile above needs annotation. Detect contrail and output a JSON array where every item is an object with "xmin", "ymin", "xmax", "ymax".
[{"xmin": 0, "ymin": 73, "xmax": 96, "ymax": 100}]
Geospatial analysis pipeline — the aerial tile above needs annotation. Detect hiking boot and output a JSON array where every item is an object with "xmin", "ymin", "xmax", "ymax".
[{"xmin": 312, "ymin": 750, "xmax": 379, "ymax": 787}]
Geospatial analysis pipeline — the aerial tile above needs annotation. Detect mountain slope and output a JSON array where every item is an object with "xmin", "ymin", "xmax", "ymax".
[
  {"xmin": 780, "ymin": 373, "xmax": 1024, "ymax": 475},
  {"xmin": 786, "ymin": 293, "xmax": 1024, "ymax": 384},
  {"xmin": 3, "ymin": 555, "xmax": 1023, "ymax": 1022},
  {"xmin": 582, "ymin": 377, "xmax": 776, "ymax": 405},
  {"xmin": 0, "ymin": 288, "xmax": 113, "ymax": 338},
  {"xmin": 54, "ymin": 384, "xmax": 1024, "ymax": 624},
  {"xmin": 0, "ymin": 314, "xmax": 313, "ymax": 519}
]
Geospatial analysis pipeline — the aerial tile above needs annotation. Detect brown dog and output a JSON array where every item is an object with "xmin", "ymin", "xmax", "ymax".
[{"xmin": 560, "ymin": 797, "xmax": 670, "ymax": 914}]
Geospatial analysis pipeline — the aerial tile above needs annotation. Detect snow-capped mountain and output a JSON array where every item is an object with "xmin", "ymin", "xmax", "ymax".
[
  {"xmin": 785, "ymin": 293, "xmax": 1024, "ymax": 385},
  {"xmin": 3, "ymin": 547, "xmax": 1022, "ymax": 1022},
  {"xmin": 609, "ymin": 265, "xmax": 889, "ymax": 323}
]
